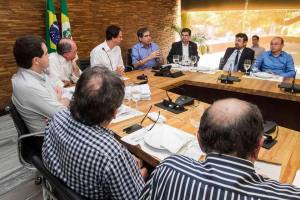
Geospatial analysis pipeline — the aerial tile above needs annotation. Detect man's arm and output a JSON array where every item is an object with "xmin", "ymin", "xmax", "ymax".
[
  {"xmin": 281, "ymin": 54, "xmax": 295, "ymax": 78},
  {"xmin": 70, "ymin": 54, "xmax": 81, "ymax": 83},
  {"xmin": 131, "ymin": 46, "xmax": 160, "ymax": 68}
]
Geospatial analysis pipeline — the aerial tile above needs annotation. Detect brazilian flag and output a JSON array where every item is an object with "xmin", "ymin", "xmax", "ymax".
[
  {"xmin": 46, "ymin": 0, "xmax": 60, "ymax": 53},
  {"xmin": 61, "ymin": 0, "xmax": 72, "ymax": 39}
]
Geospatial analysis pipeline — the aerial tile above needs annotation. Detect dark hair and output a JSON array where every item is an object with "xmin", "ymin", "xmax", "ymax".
[
  {"xmin": 252, "ymin": 35, "xmax": 259, "ymax": 40},
  {"xmin": 198, "ymin": 99, "xmax": 263, "ymax": 159},
  {"xmin": 137, "ymin": 27, "xmax": 149, "ymax": 38},
  {"xmin": 273, "ymin": 36, "xmax": 284, "ymax": 45},
  {"xmin": 235, "ymin": 33, "xmax": 248, "ymax": 42},
  {"xmin": 57, "ymin": 39, "xmax": 72, "ymax": 55},
  {"xmin": 13, "ymin": 36, "xmax": 45, "ymax": 69},
  {"xmin": 181, "ymin": 28, "xmax": 191, "ymax": 36},
  {"xmin": 106, "ymin": 25, "xmax": 121, "ymax": 40},
  {"xmin": 70, "ymin": 66, "xmax": 125, "ymax": 126}
]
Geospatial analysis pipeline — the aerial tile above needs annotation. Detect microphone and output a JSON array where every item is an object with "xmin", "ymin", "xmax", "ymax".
[
  {"xmin": 291, "ymin": 70, "xmax": 297, "ymax": 93},
  {"xmin": 278, "ymin": 70, "xmax": 300, "ymax": 93},
  {"xmin": 165, "ymin": 90, "xmax": 173, "ymax": 102},
  {"xmin": 218, "ymin": 63, "xmax": 240, "ymax": 84},
  {"xmin": 102, "ymin": 47, "xmax": 113, "ymax": 71}
]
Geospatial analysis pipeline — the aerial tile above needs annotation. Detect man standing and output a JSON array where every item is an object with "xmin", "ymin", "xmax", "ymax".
[
  {"xmin": 167, "ymin": 28, "xmax": 199, "ymax": 66},
  {"xmin": 43, "ymin": 67, "xmax": 146, "ymax": 200},
  {"xmin": 48, "ymin": 38, "xmax": 81, "ymax": 87},
  {"xmin": 220, "ymin": 33, "xmax": 254, "ymax": 72},
  {"xmin": 140, "ymin": 98, "xmax": 300, "ymax": 200},
  {"xmin": 12, "ymin": 36, "xmax": 68, "ymax": 132},
  {"xmin": 251, "ymin": 35, "xmax": 265, "ymax": 59},
  {"xmin": 131, "ymin": 27, "xmax": 162, "ymax": 69},
  {"xmin": 90, "ymin": 25, "xmax": 124, "ymax": 75},
  {"xmin": 254, "ymin": 37, "xmax": 295, "ymax": 78}
]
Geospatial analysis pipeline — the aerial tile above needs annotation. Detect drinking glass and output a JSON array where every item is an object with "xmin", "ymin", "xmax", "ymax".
[
  {"xmin": 243, "ymin": 59, "xmax": 252, "ymax": 75},
  {"xmin": 131, "ymin": 89, "xmax": 141, "ymax": 116},
  {"xmin": 190, "ymin": 56, "xmax": 197, "ymax": 67},
  {"xmin": 173, "ymin": 55, "xmax": 180, "ymax": 64}
]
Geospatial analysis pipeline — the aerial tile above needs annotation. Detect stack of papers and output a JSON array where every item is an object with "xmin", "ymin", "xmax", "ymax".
[
  {"xmin": 244, "ymin": 72, "xmax": 283, "ymax": 82},
  {"xmin": 62, "ymin": 86, "xmax": 75, "ymax": 100},
  {"xmin": 171, "ymin": 64, "xmax": 217, "ymax": 74},
  {"xmin": 293, "ymin": 170, "xmax": 300, "ymax": 187},
  {"xmin": 121, "ymin": 123, "xmax": 204, "ymax": 161},
  {"xmin": 125, "ymin": 84, "xmax": 151, "ymax": 101},
  {"xmin": 254, "ymin": 161, "xmax": 281, "ymax": 181},
  {"xmin": 112, "ymin": 104, "xmax": 143, "ymax": 123}
]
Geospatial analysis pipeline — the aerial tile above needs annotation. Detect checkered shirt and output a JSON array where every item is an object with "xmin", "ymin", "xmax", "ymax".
[{"xmin": 42, "ymin": 109, "xmax": 145, "ymax": 200}]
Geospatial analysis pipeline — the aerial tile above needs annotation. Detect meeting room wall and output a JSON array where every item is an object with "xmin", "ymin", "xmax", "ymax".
[{"xmin": 0, "ymin": 0, "xmax": 180, "ymax": 112}]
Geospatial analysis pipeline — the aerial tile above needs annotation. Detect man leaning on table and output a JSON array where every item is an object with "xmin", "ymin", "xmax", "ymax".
[
  {"xmin": 220, "ymin": 33, "xmax": 255, "ymax": 72},
  {"xmin": 253, "ymin": 37, "xmax": 295, "ymax": 78},
  {"xmin": 48, "ymin": 38, "xmax": 81, "ymax": 88},
  {"xmin": 43, "ymin": 66, "xmax": 147, "ymax": 200},
  {"xmin": 11, "ymin": 36, "xmax": 68, "ymax": 133},
  {"xmin": 139, "ymin": 98, "xmax": 300, "ymax": 200},
  {"xmin": 167, "ymin": 28, "xmax": 199, "ymax": 66},
  {"xmin": 131, "ymin": 27, "xmax": 162, "ymax": 69},
  {"xmin": 90, "ymin": 25, "xmax": 124, "ymax": 75}
]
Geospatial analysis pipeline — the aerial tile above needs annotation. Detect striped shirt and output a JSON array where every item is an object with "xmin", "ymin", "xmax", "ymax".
[
  {"xmin": 42, "ymin": 109, "xmax": 145, "ymax": 200},
  {"xmin": 139, "ymin": 153, "xmax": 300, "ymax": 200}
]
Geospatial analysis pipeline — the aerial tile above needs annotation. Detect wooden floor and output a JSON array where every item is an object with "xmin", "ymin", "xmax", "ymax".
[{"xmin": 0, "ymin": 114, "xmax": 42, "ymax": 200}]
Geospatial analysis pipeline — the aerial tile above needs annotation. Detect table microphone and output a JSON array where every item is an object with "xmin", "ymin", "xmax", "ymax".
[{"xmin": 102, "ymin": 47, "xmax": 113, "ymax": 71}]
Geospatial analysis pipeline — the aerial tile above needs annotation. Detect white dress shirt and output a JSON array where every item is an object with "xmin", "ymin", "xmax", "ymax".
[
  {"xmin": 11, "ymin": 68, "xmax": 65, "ymax": 132},
  {"xmin": 48, "ymin": 52, "xmax": 81, "ymax": 88},
  {"xmin": 223, "ymin": 48, "xmax": 244, "ymax": 71},
  {"xmin": 182, "ymin": 42, "xmax": 189, "ymax": 61},
  {"xmin": 90, "ymin": 41, "xmax": 124, "ymax": 71}
]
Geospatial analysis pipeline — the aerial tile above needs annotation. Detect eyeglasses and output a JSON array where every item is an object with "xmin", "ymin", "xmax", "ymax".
[{"xmin": 147, "ymin": 111, "xmax": 160, "ymax": 132}]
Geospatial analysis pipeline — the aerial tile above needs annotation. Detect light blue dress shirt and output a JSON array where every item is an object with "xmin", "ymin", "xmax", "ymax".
[
  {"xmin": 255, "ymin": 50, "xmax": 295, "ymax": 77},
  {"xmin": 131, "ymin": 42, "xmax": 159, "ymax": 69}
]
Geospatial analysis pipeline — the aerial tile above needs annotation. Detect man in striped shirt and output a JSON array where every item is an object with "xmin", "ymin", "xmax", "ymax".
[{"xmin": 139, "ymin": 98, "xmax": 300, "ymax": 200}]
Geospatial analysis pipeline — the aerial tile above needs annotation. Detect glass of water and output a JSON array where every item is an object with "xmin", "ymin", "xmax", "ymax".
[
  {"xmin": 173, "ymin": 55, "xmax": 180, "ymax": 65},
  {"xmin": 131, "ymin": 89, "xmax": 141, "ymax": 116},
  {"xmin": 243, "ymin": 59, "xmax": 252, "ymax": 75},
  {"xmin": 190, "ymin": 56, "xmax": 197, "ymax": 67}
]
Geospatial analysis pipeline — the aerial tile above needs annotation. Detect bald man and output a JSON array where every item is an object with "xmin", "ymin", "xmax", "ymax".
[
  {"xmin": 140, "ymin": 98, "xmax": 300, "ymax": 200},
  {"xmin": 254, "ymin": 37, "xmax": 295, "ymax": 78},
  {"xmin": 48, "ymin": 38, "xmax": 81, "ymax": 87}
]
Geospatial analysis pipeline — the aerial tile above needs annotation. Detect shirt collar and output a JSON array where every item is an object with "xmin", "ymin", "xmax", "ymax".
[
  {"xmin": 182, "ymin": 42, "xmax": 189, "ymax": 46},
  {"xmin": 139, "ymin": 42, "xmax": 152, "ymax": 49},
  {"xmin": 20, "ymin": 68, "xmax": 47, "ymax": 82},
  {"xmin": 103, "ymin": 41, "xmax": 112, "ymax": 52},
  {"xmin": 57, "ymin": 53, "xmax": 68, "ymax": 64},
  {"xmin": 205, "ymin": 153, "xmax": 255, "ymax": 174},
  {"xmin": 269, "ymin": 51, "xmax": 284, "ymax": 57}
]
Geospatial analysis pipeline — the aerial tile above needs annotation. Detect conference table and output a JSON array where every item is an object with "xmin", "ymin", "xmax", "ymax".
[{"xmin": 108, "ymin": 68, "xmax": 300, "ymax": 184}]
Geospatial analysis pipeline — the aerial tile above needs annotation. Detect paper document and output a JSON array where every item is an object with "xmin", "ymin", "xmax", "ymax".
[
  {"xmin": 254, "ymin": 161, "xmax": 281, "ymax": 181},
  {"xmin": 293, "ymin": 170, "xmax": 300, "ymax": 187},
  {"xmin": 112, "ymin": 105, "xmax": 143, "ymax": 123}
]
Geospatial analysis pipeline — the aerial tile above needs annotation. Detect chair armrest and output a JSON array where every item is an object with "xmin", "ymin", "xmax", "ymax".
[{"xmin": 18, "ymin": 132, "xmax": 44, "ymax": 141}]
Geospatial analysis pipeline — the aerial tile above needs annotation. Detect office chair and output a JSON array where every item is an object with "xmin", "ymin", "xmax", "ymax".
[
  {"xmin": 125, "ymin": 48, "xmax": 134, "ymax": 72},
  {"xmin": 78, "ymin": 58, "xmax": 91, "ymax": 71}
]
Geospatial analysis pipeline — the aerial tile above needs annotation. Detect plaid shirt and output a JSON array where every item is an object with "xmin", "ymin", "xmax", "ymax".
[{"xmin": 42, "ymin": 109, "xmax": 145, "ymax": 200}]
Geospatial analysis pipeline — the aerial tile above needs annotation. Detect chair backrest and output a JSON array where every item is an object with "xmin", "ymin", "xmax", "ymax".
[
  {"xmin": 79, "ymin": 58, "xmax": 91, "ymax": 71},
  {"xmin": 31, "ymin": 155, "xmax": 89, "ymax": 200},
  {"xmin": 6, "ymin": 101, "xmax": 43, "ymax": 168},
  {"xmin": 125, "ymin": 48, "xmax": 134, "ymax": 72}
]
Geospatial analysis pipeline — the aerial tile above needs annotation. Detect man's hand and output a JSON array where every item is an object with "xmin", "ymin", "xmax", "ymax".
[
  {"xmin": 149, "ymin": 50, "xmax": 161, "ymax": 60},
  {"xmin": 54, "ymin": 86, "xmax": 70, "ymax": 107},
  {"xmin": 116, "ymin": 66, "xmax": 124, "ymax": 76},
  {"xmin": 72, "ymin": 54, "xmax": 81, "ymax": 77}
]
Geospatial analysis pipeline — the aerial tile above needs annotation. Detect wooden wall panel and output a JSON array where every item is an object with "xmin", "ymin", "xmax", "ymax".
[{"xmin": 0, "ymin": 0, "xmax": 179, "ymax": 111}]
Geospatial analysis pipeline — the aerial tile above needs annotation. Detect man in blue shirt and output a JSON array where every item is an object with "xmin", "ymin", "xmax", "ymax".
[
  {"xmin": 255, "ymin": 37, "xmax": 295, "ymax": 77},
  {"xmin": 131, "ymin": 27, "xmax": 161, "ymax": 69}
]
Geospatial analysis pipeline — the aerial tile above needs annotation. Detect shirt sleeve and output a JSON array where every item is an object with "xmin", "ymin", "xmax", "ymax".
[
  {"xmin": 103, "ymin": 149, "xmax": 145, "ymax": 200},
  {"xmin": 281, "ymin": 54, "xmax": 295, "ymax": 78},
  {"xmin": 26, "ymin": 86, "xmax": 66, "ymax": 118},
  {"xmin": 131, "ymin": 45, "xmax": 140, "ymax": 65}
]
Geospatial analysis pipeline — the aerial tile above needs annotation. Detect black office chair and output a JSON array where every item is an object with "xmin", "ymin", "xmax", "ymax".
[
  {"xmin": 31, "ymin": 155, "xmax": 89, "ymax": 200},
  {"xmin": 78, "ymin": 58, "xmax": 91, "ymax": 71},
  {"xmin": 125, "ymin": 48, "xmax": 134, "ymax": 72},
  {"xmin": 5, "ymin": 101, "xmax": 44, "ymax": 169},
  {"xmin": 6, "ymin": 101, "xmax": 87, "ymax": 200}
]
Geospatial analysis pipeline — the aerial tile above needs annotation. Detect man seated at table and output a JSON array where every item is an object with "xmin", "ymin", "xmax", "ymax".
[
  {"xmin": 42, "ymin": 66, "xmax": 147, "ymax": 200},
  {"xmin": 139, "ymin": 98, "xmax": 300, "ymax": 200},
  {"xmin": 254, "ymin": 37, "xmax": 295, "ymax": 78},
  {"xmin": 251, "ymin": 35, "xmax": 265, "ymax": 59},
  {"xmin": 167, "ymin": 28, "xmax": 199, "ymax": 66},
  {"xmin": 220, "ymin": 33, "xmax": 255, "ymax": 72},
  {"xmin": 48, "ymin": 38, "xmax": 81, "ymax": 87},
  {"xmin": 90, "ymin": 25, "xmax": 124, "ymax": 75},
  {"xmin": 12, "ymin": 36, "xmax": 68, "ymax": 132},
  {"xmin": 131, "ymin": 27, "xmax": 162, "ymax": 69}
]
